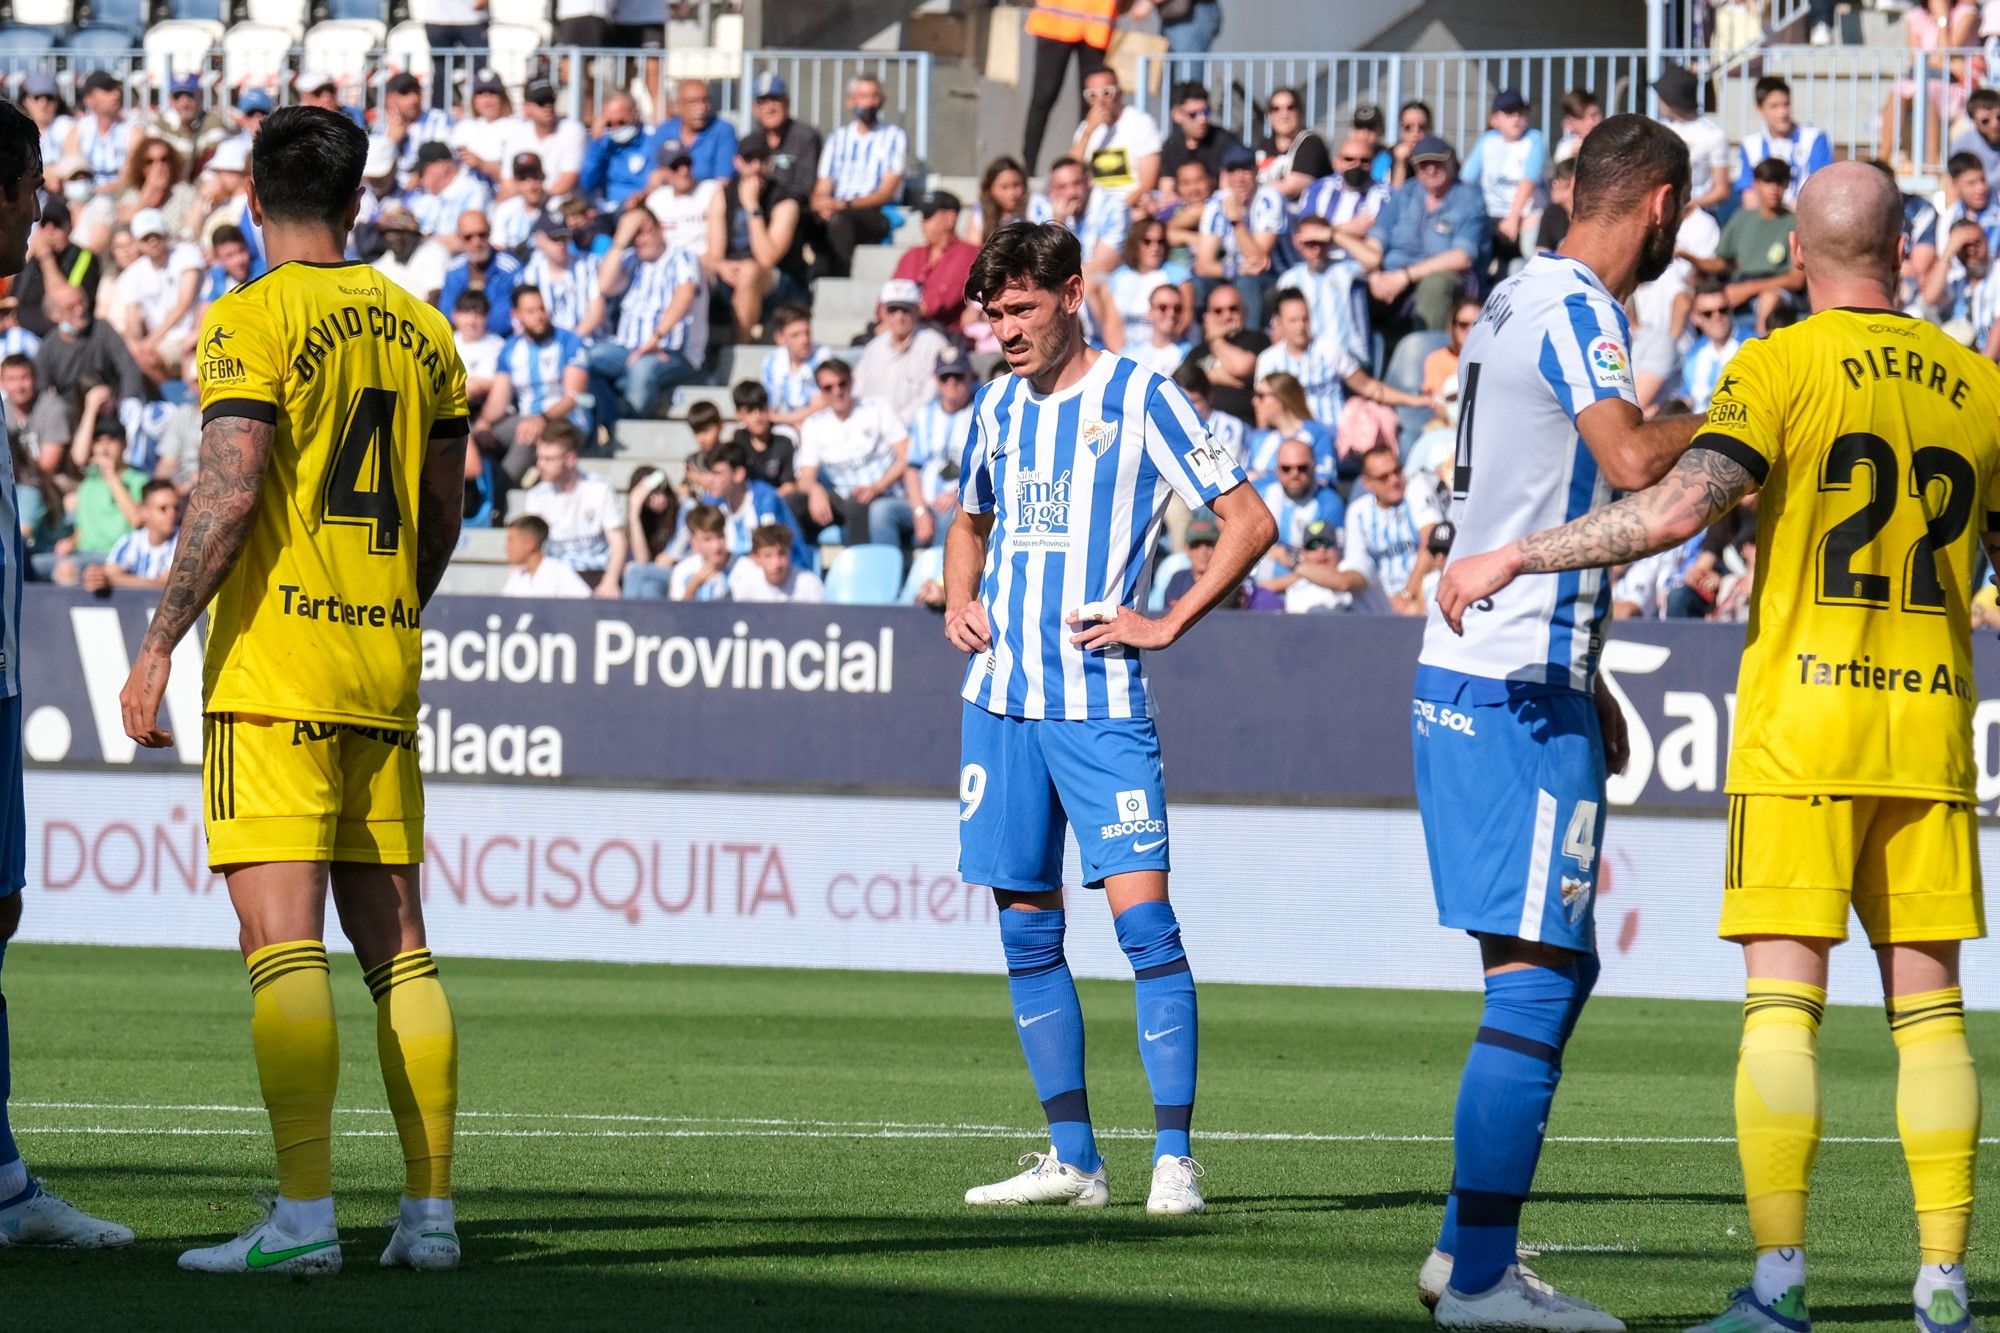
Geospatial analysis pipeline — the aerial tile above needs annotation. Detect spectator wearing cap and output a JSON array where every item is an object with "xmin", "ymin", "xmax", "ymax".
[
  {"xmin": 451, "ymin": 69, "xmax": 523, "ymax": 187},
  {"xmin": 727, "ymin": 523, "xmax": 825, "ymax": 603},
  {"xmin": 1347, "ymin": 104, "xmax": 1393, "ymax": 185},
  {"xmin": 1258, "ymin": 87, "xmax": 1332, "ymax": 203},
  {"xmin": 903, "ymin": 345, "xmax": 974, "ymax": 545},
  {"xmin": 115, "ymin": 209, "xmax": 203, "ymax": 372},
  {"xmin": 1279, "ymin": 519, "xmax": 1352, "ymax": 613},
  {"xmin": 892, "ymin": 191, "xmax": 979, "ymax": 335},
  {"xmin": 812, "ymin": 75, "xmax": 908, "ymax": 279},
  {"xmin": 728, "ymin": 381, "xmax": 799, "ymax": 491},
  {"xmin": 354, "ymin": 136, "xmax": 403, "ymax": 235},
  {"xmin": 1274, "ymin": 213, "xmax": 1369, "ymax": 369},
  {"xmin": 792, "ymin": 357, "xmax": 928, "ymax": 548},
  {"xmin": 523, "ymin": 211, "xmax": 601, "ymax": 336},
  {"xmin": 408, "ymin": 140, "xmax": 495, "ymax": 245},
  {"xmin": 649, "ymin": 78, "xmax": 739, "ymax": 187},
  {"xmin": 1698, "ymin": 157, "xmax": 1804, "ymax": 336},
  {"xmin": 746, "ymin": 73, "xmax": 822, "ymax": 206},
  {"xmin": 1069, "ymin": 68, "xmax": 1162, "ymax": 207},
  {"xmin": 63, "ymin": 72, "xmax": 135, "ymax": 191},
  {"xmin": 589, "ymin": 207, "xmax": 707, "ymax": 430},
  {"xmin": 1165, "ymin": 516, "xmax": 1278, "ymax": 612},
  {"xmin": 761, "ymin": 304, "xmax": 833, "ymax": 428},
  {"xmin": 16, "ymin": 198, "xmax": 101, "ymax": 339},
  {"xmin": 150, "ymin": 74, "xmax": 231, "ymax": 173},
  {"xmin": 21, "ymin": 74, "xmax": 72, "ymax": 191},
  {"xmin": 477, "ymin": 285, "xmax": 592, "ymax": 482},
  {"xmin": 369, "ymin": 203, "xmax": 450, "ymax": 305},
  {"xmin": 190, "ymin": 137, "xmax": 260, "ymax": 264},
  {"xmin": 372, "ymin": 72, "xmax": 456, "ymax": 184},
  {"xmin": 854, "ymin": 280, "xmax": 952, "ymax": 425},
  {"xmin": 716, "ymin": 138, "xmax": 809, "ymax": 340},
  {"xmin": 695, "ymin": 439, "xmax": 811, "ymax": 569},
  {"xmin": 580, "ymin": 93, "xmax": 656, "ymax": 212},
  {"xmin": 1652, "ymin": 64, "xmax": 1731, "ymax": 213},
  {"xmin": 504, "ymin": 79, "xmax": 586, "ymax": 201},
  {"xmin": 1196, "ymin": 143, "xmax": 1287, "ymax": 327},
  {"xmin": 1159, "ymin": 81, "xmax": 1245, "ymax": 183},
  {"xmin": 1462, "ymin": 89, "xmax": 1547, "ymax": 267},
  {"xmin": 642, "ymin": 148, "xmax": 726, "ymax": 264},
  {"xmin": 451, "ymin": 290, "xmax": 506, "ymax": 410},
  {"xmin": 440, "ymin": 210, "xmax": 524, "ymax": 336},
  {"xmin": 294, "ymin": 69, "xmax": 363, "ymax": 129},
  {"xmin": 410, "ymin": 0, "xmax": 490, "ymax": 96},
  {"xmin": 0, "ymin": 297, "xmax": 39, "ymax": 363},
  {"xmin": 492, "ymin": 153, "xmax": 555, "ymax": 253},
  {"xmin": 1353, "ymin": 135, "xmax": 1490, "ymax": 336}
]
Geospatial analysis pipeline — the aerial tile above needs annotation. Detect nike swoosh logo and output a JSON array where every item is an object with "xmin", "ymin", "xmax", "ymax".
[
  {"xmin": 1017, "ymin": 1009, "xmax": 1061, "ymax": 1028},
  {"xmin": 1132, "ymin": 836, "xmax": 1167, "ymax": 853},
  {"xmin": 246, "ymin": 1236, "xmax": 339, "ymax": 1269},
  {"xmin": 1143, "ymin": 1025, "xmax": 1182, "ymax": 1042}
]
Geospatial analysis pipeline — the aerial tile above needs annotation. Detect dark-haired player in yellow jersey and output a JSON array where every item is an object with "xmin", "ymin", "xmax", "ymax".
[
  {"xmin": 117, "ymin": 105, "xmax": 469, "ymax": 1276},
  {"xmin": 1437, "ymin": 159, "xmax": 1995, "ymax": 1333}
]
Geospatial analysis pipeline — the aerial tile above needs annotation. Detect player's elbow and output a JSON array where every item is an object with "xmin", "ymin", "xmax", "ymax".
[{"xmin": 1597, "ymin": 452, "xmax": 1669, "ymax": 494}]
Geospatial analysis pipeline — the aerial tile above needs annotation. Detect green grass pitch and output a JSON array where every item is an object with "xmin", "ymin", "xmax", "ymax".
[{"xmin": 0, "ymin": 943, "xmax": 1987, "ymax": 1330}]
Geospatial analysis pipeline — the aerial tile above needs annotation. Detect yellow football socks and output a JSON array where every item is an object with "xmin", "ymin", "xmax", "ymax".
[
  {"xmin": 246, "ymin": 941, "xmax": 340, "ymax": 1202},
  {"xmin": 366, "ymin": 948, "xmax": 459, "ymax": 1200},
  {"xmin": 1890, "ymin": 986, "xmax": 1979, "ymax": 1266},
  {"xmin": 1736, "ymin": 979, "xmax": 1826, "ymax": 1252}
]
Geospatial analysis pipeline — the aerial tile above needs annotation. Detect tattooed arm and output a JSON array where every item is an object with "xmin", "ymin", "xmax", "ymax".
[
  {"xmin": 117, "ymin": 413, "xmax": 273, "ymax": 747},
  {"xmin": 417, "ymin": 423, "xmax": 469, "ymax": 609},
  {"xmin": 1436, "ymin": 445, "xmax": 1760, "ymax": 635}
]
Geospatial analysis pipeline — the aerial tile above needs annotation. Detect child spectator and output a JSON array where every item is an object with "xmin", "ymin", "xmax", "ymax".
[
  {"xmin": 54, "ymin": 417, "xmax": 146, "ymax": 582},
  {"xmin": 83, "ymin": 479, "xmax": 179, "ymax": 593},
  {"xmin": 727, "ymin": 523, "xmax": 825, "ymax": 603},
  {"xmin": 670, "ymin": 503, "xmax": 733, "ymax": 602},
  {"xmin": 501, "ymin": 513, "xmax": 593, "ymax": 598},
  {"xmin": 729, "ymin": 380, "xmax": 798, "ymax": 491}
]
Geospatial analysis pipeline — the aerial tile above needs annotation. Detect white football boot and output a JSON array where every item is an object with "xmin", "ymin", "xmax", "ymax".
[
  {"xmin": 1433, "ymin": 1264, "xmax": 1626, "ymax": 1331},
  {"xmin": 0, "ymin": 1182, "xmax": 133, "ymax": 1248},
  {"xmin": 178, "ymin": 1198, "xmax": 342, "ymax": 1275},
  {"xmin": 380, "ymin": 1219, "xmax": 460, "ymax": 1272},
  {"xmin": 1420, "ymin": 1247, "xmax": 1553, "ymax": 1310},
  {"xmin": 964, "ymin": 1150, "xmax": 1110, "ymax": 1207},
  {"xmin": 1145, "ymin": 1156, "xmax": 1206, "ymax": 1215}
]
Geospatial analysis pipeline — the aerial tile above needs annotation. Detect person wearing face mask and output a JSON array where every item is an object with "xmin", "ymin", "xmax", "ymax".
[
  {"xmin": 34, "ymin": 285, "xmax": 147, "ymax": 423},
  {"xmin": 579, "ymin": 94, "xmax": 653, "ymax": 212},
  {"xmin": 810, "ymin": 75, "xmax": 907, "ymax": 279},
  {"xmin": 14, "ymin": 197, "xmax": 100, "ymax": 338},
  {"xmin": 1295, "ymin": 135, "xmax": 1389, "ymax": 267}
]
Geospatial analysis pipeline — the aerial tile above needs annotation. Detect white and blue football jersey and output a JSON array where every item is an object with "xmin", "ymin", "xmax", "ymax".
[
  {"xmin": 1680, "ymin": 335, "xmax": 1739, "ymax": 414},
  {"xmin": 498, "ymin": 327, "xmax": 590, "ymax": 428},
  {"xmin": 0, "ymin": 442, "xmax": 19, "ymax": 698},
  {"xmin": 957, "ymin": 352, "xmax": 1243, "ymax": 720},
  {"xmin": 1735, "ymin": 124, "xmax": 1832, "ymax": 207},
  {"xmin": 1418, "ymin": 253, "xmax": 1635, "ymax": 694}
]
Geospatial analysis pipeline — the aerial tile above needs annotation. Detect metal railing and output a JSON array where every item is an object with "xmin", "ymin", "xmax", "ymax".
[
  {"xmin": 1678, "ymin": 0, "xmax": 1824, "ymax": 50},
  {"xmin": 1132, "ymin": 45, "xmax": 1989, "ymax": 185},
  {"xmin": 1, "ymin": 44, "xmax": 931, "ymax": 167}
]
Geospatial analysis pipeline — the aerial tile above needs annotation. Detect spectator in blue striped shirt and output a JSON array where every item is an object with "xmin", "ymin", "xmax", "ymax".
[
  {"xmin": 408, "ymin": 141, "xmax": 494, "ymax": 243},
  {"xmin": 588, "ymin": 208, "xmax": 706, "ymax": 431},
  {"xmin": 477, "ymin": 286, "xmax": 592, "ymax": 482},
  {"xmin": 1253, "ymin": 436, "xmax": 1344, "ymax": 588},
  {"xmin": 522, "ymin": 210, "xmax": 601, "ymax": 337},
  {"xmin": 439, "ymin": 210, "xmax": 523, "ymax": 337},
  {"xmin": 373, "ymin": 72, "xmax": 457, "ymax": 184},
  {"xmin": 1273, "ymin": 213, "xmax": 1369, "ymax": 368},
  {"xmin": 760, "ymin": 304, "xmax": 832, "ymax": 428},
  {"xmin": 1196, "ymin": 145, "xmax": 1287, "ymax": 328},
  {"xmin": 0, "ymin": 296, "xmax": 38, "ymax": 362},
  {"xmin": 811, "ymin": 75, "xmax": 908, "ymax": 278},
  {"xmin": 669, "ymin": 504, "xmax": 735, "ymax": 602},
  {"xmin": 82, "ymin": 479, "xmax": 179, "ymax": 595}
]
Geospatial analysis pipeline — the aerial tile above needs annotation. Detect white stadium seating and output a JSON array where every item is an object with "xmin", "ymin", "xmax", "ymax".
[
  {"xmin": 8, "ymin": 0, "xmax": 75, "ymax": 31},
  {"xmin": 383, "ymin": 20, "xmax": 431, "ymax": 79},
  {"xmin": 485, "ymin": 0, "xmax": 550, "ymax": 45},
  {"xmin": 221, "ymin": 21, "xmax": 296, "ymax": 91},
  {"xmin": 241, "ymin": 0, "xmax": 310, "ymax": 41},
  {"xmin": 303, "ymin": 18, "xmax": 388, "ymax": 83},
  {"xmin": 145, "ymin": 18, "xmax": 226, "ymax": 81}
]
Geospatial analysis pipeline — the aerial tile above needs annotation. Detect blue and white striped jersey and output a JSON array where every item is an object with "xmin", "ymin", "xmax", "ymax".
[
  {"xmin": 119, "ymin": 398, "xmax": 190, "ymax": 475},
  {"xmin": 1295, "ymin": 175, "xmax": 1388, "ymax": 263},
  {"xmin": 520, "ymin": 251, "xmax": 600, "ymax": 336},
  {"xmin": 761, "ymin": 343, "xmax": 834, "ymax": 415},
  {"xmin": 1680, "ymin": 335, "xmax": 1739, "ymax": 413},
  {"xmin": 1027, "ymin": 189, "xmax": 1131, "ymax": 266},
  {"xmin": 1341, "ymin": 485, "xmax": 1440, "ymax": 610},
  {"xmin": 1418, "ymin": 253, "xmax": 1633, "ymax": 694},
  {"xmin": 613, "ymin": 245, "xmax": 707, "ymax": 363},
  {"xmin": 38, "ymin": 115, "xmax": 70, "ymax": 180},
  {"xmin": 1201, "ymin": 409, "xmax": 1246, "ymax": 472},
  {"xmin": 497, "ymin": 328, "xmax": 590, "ymax": 427},
  {"xmin": 908, "ymin": 397, "xmax": 971, "ymax": 505},
  {"xmin": 1274, "ymin": 259, "xmax": 1370, "ymax": 367},
  {"xmin": 1246, "ymin": 420, "xmax": 1338, "ymax": 485},
  {"xmin": 1199, "ymin": 185, "xmax": 1288, "ymax": 278},
  {"xmin": 1254, "ymin": 476, "xmax": 1344, "ymax": 581},
  {"xmin": 406, "ymin": 169, "xmax": 494, "ymax": 238},
  {"xmin": 1941, "ymin": 267, "xmax": 2000, "ymax": 348},
  {"xmin": 1736, "ymin": 125, "xmax": 1832, "ymax": 206},
  {"xmin": 818, "ymin": 121, "xmax": 908, "ymax": 202},
  {"xmin": 1256, "ymin": 339, "xmax": 1358, "ymax": 427},
  {"xmin": 1943, "ymin": 195, "xmax": 2000, "ymax": 257},
  {"xmin": 75, "ymin": 114, "xmax": 136, "ymax": 188},
  {"xmin": 106, "ymin": 528, "xmax": 177, "ymax": 580},
  {"xmin": 957, "ymin": 352, "xmax": 1243, "ymax": 720},
  {"xmin": 0, "ymin": 326, "xmax": 40, "ymax": 360},
  {"xmin": 376, "ymin": 112, "xmax": 456, "ymax": 181}
]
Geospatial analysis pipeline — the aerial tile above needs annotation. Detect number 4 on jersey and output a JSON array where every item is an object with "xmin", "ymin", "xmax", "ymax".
[
  {"xmin": 1561, "ymin": 800, "xmax": 1599, "ymax": 871},
  {"xmin": 321, "ymin": 387, "xmax": 402, "ymax": 556}
]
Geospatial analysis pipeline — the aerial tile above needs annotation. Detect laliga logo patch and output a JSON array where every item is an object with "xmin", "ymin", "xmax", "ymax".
[
  {"xmin": 1081, "ymin": 418, "xmax": 1117, "ymax": 458},
  {"xmin": 1588, "ymin": 336, "xmax": 1631, "ymax": 389}
]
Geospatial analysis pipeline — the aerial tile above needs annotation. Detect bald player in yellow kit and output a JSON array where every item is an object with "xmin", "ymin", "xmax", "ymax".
[
  {"xmin": 1436, "ymin": 160, "xmax": 1995, "ymax": 1333},
  {"xmin": 117, "ymin": 106, "xmax": 470, "ymax": 1277}
]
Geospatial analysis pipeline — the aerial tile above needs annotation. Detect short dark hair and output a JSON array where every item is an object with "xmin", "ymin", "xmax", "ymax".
[
  {"xmin": 1171, "ymin": 81, "xmax": 1209, "ymax": 107},
  {"xmin": 731, "ymin": 379, "xmax": 769, "ymax": 411},
  {"xmin": 507, "ymin": 513, "xmax": 550, "ymax": 546},
  {"xmin": 1550, "ymin": 157, "xmax": 1577, "ymax": 184},
  {"xmin": 1969, "ymin": 88, "xmax": 2000, "ymax": 114},
  {"xmin": 92, "ymin": 418, "xmax": 125, "ymax": 442},
  {"xmin": 453, "ymin": 289, "xmax": 490, "ymax": 316},
  {"xmin": 1693, "ymin": 275, "xmax": 1728, "ymax": 299},
  {"xmin": 771, "ymin": 303, "xmax": 811, "ymax": 332},
  {"xmin": 966, "ymin": 221, "xmax": 1082, "ymax": 308},
  {"xmin": 1949, "ymin": 151, "xmax": 1985, "ymax": 180},
  {"xmin": 687, "ymin": 400, "xmax": 723, "ymax": 434},
  {"xmin": 705, "ymin": 440, "xmax": 749, "ymax": 473},
  {"xmin": 749, "ymin": 523, "xmax": 791, "ymax": 553},
  {"xmin": 685, "ymin": 503, "xmax": 725, "ymax": 537},
  {"xmin": 139, "ymin": 478, "xmax": 177, "ymax": 502},
  {"xmin": 511, "ymin": 283, "xmax": 544, "ymax": 308},
  {"xmin": 212, "ymin": 224, "xmax": 248, "ymax": 250},
  {"xmin": 540, "ymin": 418, "xmax": 584, "ymax": 454},
  {"xmin": 815, "ymin": 356, "xmax": 852, "ymax": 385},
  {"xmin": 1271, "ymin": 287, "xmax": 1309, "ymax": 318},
  {"xmin": 0, "ymin": 353, "xmax": 34, "ymax": 379},
  {"xmin": 0, "ymin": 100, "xmax": 40, "ymax": 202},
  {"xmin": 1173, "ymin": 361, "xmax": 1212, "ymax": 397},
  {"xmin": 1560, "ymin": 88, "xmax": 1600, "ymax": 119},
  {"xmin": 1754, "ymin": 75, "xmax": 1791, "ymax": 105},
  {"xmin": 252, "ymin": 106, "xmax": 367, "ymax": 230},
  {"xmin": 1751, "ymin": 156, "xmax": 1792, "ymax": 186},
  {"xmin": 1046, "ymin": 155, "xmax": 1086, "ymax": 181},
  {"xmin": 1571, "ymin": 113, "xmax": 1691, "ymax": 226}
]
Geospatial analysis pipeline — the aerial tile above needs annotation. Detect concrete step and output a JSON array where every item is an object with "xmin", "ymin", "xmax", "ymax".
[
  {"xmin": 667, "ymin": 384, "xmax": 737, "ymax": 418},
  {"xmin": 437, "ymin": 563, "xmax": 510, "ymax": 596},
  {"xmin": 612, "ymin": 418, "xmax": 701, "ymax": 461},
  {"xmin": 849, "ymin": 244, "xmax": 905, "ymax": 287},
  {"xmin": 456, "ymin": 526, "xmax": 510, "ymax": 564},
  {"xmin": 579, "ymin": 454, "xmax": 685, "ymax": 489}
]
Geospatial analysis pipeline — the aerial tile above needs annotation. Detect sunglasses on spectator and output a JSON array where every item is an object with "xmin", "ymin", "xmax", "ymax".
[
  {"xmin": 460, "ymin": 229, "xmax": 490, "ymax": 240},
  {"xmin": 1151, "ymin": 298, "xmax": 1182, "ymax": 311},
  {"xmin": 1181, "ymin": 106, "xmax": 1210, "ymax": 120},
  {"xmin": 1268, "ymin": 99, "xmax": 1297, "ymax": 113},
  {"xmin": 817, "ymin": 378, "xmax": 851, "ymax": 392},
  {"xmin": 145, "ymin": 152, "xmax": 172, "ymax": 165},
  {"xmin": 1276, "ymin": 463, "xmax": 1311, "ymax": 474},
  {"xmin": 1084, "ymin": 87, "xmax": 1118, "ymax": 102},
  {"xmin": 1454, "ymin": 315, "xmax": 1478, "ymax": 328},
  {"xmin": 1694, "ymin": 305, "xmax": 1729, "ymax": 318},
  {"xmin": 1209, "ymin": 302, "xmax": 1242, "ymax": 315},
  {"xmin": 1297, "ymin": 237, "xmax": 1329, "ymax": 250}
]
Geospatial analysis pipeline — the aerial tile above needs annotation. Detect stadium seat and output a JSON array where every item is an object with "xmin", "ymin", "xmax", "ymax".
[
  {"xmin": 1148, "ymin": 552, "xmax": 1190, "ymax": 612},
  {"xmin": 144, "ymin": 20, "xmax": 220, "ymax": 83},
  {"xmin": 222, "ymin": 21, "xmax": 294, "ymax": 91},
  {"xmin": 88, "ymin": 0, "xmax": 149, "ymax": 37},
  {"xmin": 0, "ymin": 27, "xmax": 60, "ymax": 70},
  {"xmin": 303, "ymin": 19, "xmax": 385, "ymax": 83},
  {"xmin": 323, "ymin": 0, "xmax": 385, "ymax": 23},
  {"xmin": 1383, "ymin": 329, "xmax": 1448, "ymax": 395},
  {"xmin": 898, "ymin": 546, "xmax": 943, "ymax": 604},
  {"xmin": 8, "ymin": 0, "xmax": 74, "ymax": 30},
  {"xmin": 483, "ymin": 22, "xmax": 544, "ymax": 91},
  {"xmin": 382, "ymin": 19, "xmax": 429, "ymax": 77},
  {"xmin": 486, "ymin": 0, "xmax": 549, "ymax": 41},
  {"xmin": 241, "ymin": 0, "xmax": 307, "ymax": 39},
  {"xmin": 165, "ymin": 0, "xmax": 227, "ymax": 23},
  {"xmin": 69, "ymin": 25, "xmax": 141, "ymax": 72},
  {"xmin": 823, "ymin": 545, "xmax": 904, "ymax": 605}
]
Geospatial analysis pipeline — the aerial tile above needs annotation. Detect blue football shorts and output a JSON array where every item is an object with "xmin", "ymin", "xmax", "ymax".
[
  {"xmin": 1411, "ymin": 668, "xmax": 1605, "ymax": 953},
  {"xmin": 958, "ymin": 701, "xmax": 1171, "ymax": 893},
  {"xmin": 0, "ymin": 694, "xmax": 25, "ymax": 898}
]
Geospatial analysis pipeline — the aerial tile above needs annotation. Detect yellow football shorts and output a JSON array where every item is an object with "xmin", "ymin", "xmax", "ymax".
[
  {"xmin": 203, "ymin": 713, "xmax": 424, "ymax": 868},
  {"xmin": 1721, "ymin": 793, "xmax": 1984, "ymax": 944}
]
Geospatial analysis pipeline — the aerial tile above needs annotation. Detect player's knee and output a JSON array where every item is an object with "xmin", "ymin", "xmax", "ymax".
[
  {"xmin": 998, "ymin": 905, "xmax": 1066, "ymax": 975},
  {"xmin": 0, "ymin": 890, "xmax": 19, "ymax": 944},
  {"xmin": 1113, "ymin": 900, "xmax": 1187, "ymax": 975}
]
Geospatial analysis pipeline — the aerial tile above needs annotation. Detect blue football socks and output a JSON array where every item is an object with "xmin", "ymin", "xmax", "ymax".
[
  {"xmin": 1114, "ymin": 900, "xmax": 1198, "ymax": 1163},
  {"xmin": 1440, "ymin": 962, "xmax": 1580, "ymax": 1296},
  {"xmin": 0, "ymin": 937, "xmax": 26, "ymax": 1209},
  {"xmin": 999, "ymin": 908, "xmax": 1100, "ymax": 1173}
]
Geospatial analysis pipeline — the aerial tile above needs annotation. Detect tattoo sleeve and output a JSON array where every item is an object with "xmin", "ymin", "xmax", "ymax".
[
  {"xmin": 416, "ymin": 429, "xmax": 468, "ymax": 608},
  {"xmin": 140, "ymin": 415, "xmax": 272, "ymax": 656},
  {"xmin": 1514, "ymin": 446, "xmax": 1759, "ymax": 575}
]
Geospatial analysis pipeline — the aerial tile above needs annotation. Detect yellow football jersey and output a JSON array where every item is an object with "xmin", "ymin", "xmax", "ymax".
[
  {"xmin": 195, "ymin": 261, "xmax": 469, "ymax": 728},
  {"xmin": 1695, "ymin": 309, "xmax": 2000, "ymax": 802}
]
